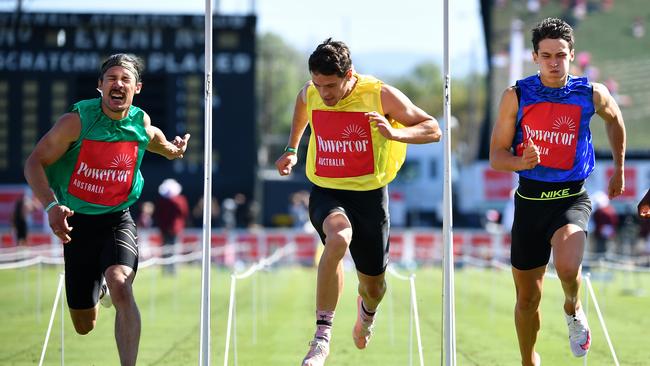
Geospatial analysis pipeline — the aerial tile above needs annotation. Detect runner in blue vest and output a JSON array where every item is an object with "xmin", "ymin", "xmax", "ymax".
[{"xmin": 490, "ymin": 18, "xmax": 626, "ymax": 366}]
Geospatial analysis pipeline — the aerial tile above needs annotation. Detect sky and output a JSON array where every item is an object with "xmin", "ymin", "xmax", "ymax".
[{"xmin": 1, "ymin": 0, "xmax": 487, "ymax": 76}]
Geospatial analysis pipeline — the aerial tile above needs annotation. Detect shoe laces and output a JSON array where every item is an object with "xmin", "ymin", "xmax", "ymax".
[
  {"xmin": 307, "ymin": 339, "xmax": 329, "ymax": 358},
  {"xmin": 567, "ymin": 314, "xmax": 587, "ymax": 342},
  {"xmin": 358, "ymin": 318, "xmax": 375, "ymax": 337}
]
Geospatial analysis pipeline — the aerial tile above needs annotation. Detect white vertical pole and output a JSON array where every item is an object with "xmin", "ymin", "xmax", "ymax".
[
  {"xmin": 61, "ymin": 279, "xmax": 64, "ymax": 366},
  {"xmin": 199, "ymin": 0, "xmax": 214, "ymax": 365},
  {"xmin": 409, "ymin": 275, "xmax": 425, "ymax": 366},
  {"xmin": 441, "ymin": 0, "xmax": 457, "ymax": 365},
  {"xmin": 39, "ymin": 272, "xmax": 65, "ymax": 366}
]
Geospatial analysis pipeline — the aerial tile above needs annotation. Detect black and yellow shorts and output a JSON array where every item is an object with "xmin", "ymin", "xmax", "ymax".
[
  {"xmin": 309, "ymin": 185, "xmax": 390, "ymax": 276},
  {"xmin": 511, "ymin": 177, "xmax": 592, "ymax": 270},
  {"xmin": 64, "ymin": 209, "xmax": 138, "ymax": 309}
]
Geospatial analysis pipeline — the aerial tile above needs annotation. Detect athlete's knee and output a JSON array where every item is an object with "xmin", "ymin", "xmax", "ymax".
[
  {"xmin": 107, "ymin": 280, "xmax": 135, "ymax": 308},
  {"xmin": 515, "ymin": 290, "xmax": 542, "ymax": 313},
  {"xmin": 323, "ymin": 213, "xmax": 352, "ymax": 242},
  {"xmin": 555, "ymin": 264, "xmax": 580, "ymax": 283},
  {"xmin": 324, "ymin": 232, "xmax": 350, "ymax": 257},
  {"xmin": 105, "ymin": 267, "xmax": 135, "ymax": 308},
  {"xmin": 362, "ymin": 281, "xmax": 386, "ymax": 301}
]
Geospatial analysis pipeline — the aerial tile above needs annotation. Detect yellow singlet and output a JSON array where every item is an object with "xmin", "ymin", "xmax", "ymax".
[{"xmin": 305, "ymin": 74, "xmax": 407, "ymax": 191}]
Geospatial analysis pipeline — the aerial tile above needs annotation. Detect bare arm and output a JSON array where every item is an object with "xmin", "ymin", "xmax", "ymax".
[
  {"xmin": 375, "ymin": 84, "xmax": 441, "ymax": 144},
  {"xmin": 275, "ymin": 84, "xmax": 310, "ymax": 176},
  {"xmin": 24, "ymin": 112, "xmax": 81, "ymax": 242},
  {"xmin": 593, "ymin": 82, "xmax": 626, "ymax": 198},
  {"xmin": 144, "ymin": 112, "xmax": 190, "ymax": 159},
  {"xmin": 489, "ymin": 87, "xmax": 540, "ymax": 171},
  {"xmin": 638, "ymin": 189, "xmax": 650, "ymax": 218}
]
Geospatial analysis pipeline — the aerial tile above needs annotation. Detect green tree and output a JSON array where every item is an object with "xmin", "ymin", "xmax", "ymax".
[
  {"xmin": 256, "ymin": 32, "xmax": 308, "ymax": 136},
  {"xmin": 389, "ymin": 63, "xmax": 486, "ymax": 162}
]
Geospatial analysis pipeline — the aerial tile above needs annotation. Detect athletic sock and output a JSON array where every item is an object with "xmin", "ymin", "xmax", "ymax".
[
  {"xmin": 360, "ymin": 301, "xmax": 376, "ymax": 322},
  {"xmin": 315, "ymin": 310, "xmax": 335, "ymax": 342}
]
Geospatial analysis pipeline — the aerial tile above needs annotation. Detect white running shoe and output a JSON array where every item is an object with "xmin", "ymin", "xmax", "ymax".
[
  {"xmin": 352, "ymin": 296, "xmax": 375, "ymax": 349},
  {"xmin": 301, "ymin": 338, "xmax": 330, "ymax": 366},
  {"xmin": 565, "ymin": 307, "xmax": 591, "ymax": 357},
  {"xmin": 99, "ymin": 282, "xmax": 112, "ymax": 308}
]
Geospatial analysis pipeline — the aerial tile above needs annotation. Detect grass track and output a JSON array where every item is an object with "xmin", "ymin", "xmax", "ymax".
[{"xmin": 1, "ymin": 263, "xmax": 648, "ymax": 365}]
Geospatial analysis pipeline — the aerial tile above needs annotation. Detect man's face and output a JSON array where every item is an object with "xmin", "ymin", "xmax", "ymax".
[
  {"xmin": 533, "ymin": 38, "xmax": 574, "ymax": 84},
  {"xmin": 311, "ymin": 71, "xmax": 351, "ymax": 106},
  {"xmin": 97, "ymin": 65, "xmax": 142, "ymax": 117}
]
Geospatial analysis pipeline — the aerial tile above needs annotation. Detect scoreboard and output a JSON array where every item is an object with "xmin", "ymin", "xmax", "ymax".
[{"xmin": 0, "ymin": 12, "xmax": 257, "ymax": 205}]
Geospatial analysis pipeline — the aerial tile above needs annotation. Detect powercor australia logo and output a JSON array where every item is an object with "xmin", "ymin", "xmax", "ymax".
[
  {"xmin": 69, "ymin": 140, "xmax": 139, "ymax": 206},
  {"xmin": 523, "ymin": 115, "xmax": 576, "ymax": 157},
  {"xmin": 76, "ymin": 153, "xmax": 134, "ymax": 182},
  {"xmin": 311, "ymin": 110, "xmax": 375, "ymax": 178},
  {"xmin": 519, "ymin": 102, "xmax": 581, "ymax": 170},
  {"xmin": 316, "ymin": 124, "xmax": 370, "ymax": 167}
]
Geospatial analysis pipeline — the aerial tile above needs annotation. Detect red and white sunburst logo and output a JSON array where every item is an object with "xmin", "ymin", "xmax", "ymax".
[
  {"xmin": 311, "ymin": 110, "xmax": 375, "ymax": 178},
  {"xmin": 552, "ymin": 115, "xmax": 576, "ymax": 132},
  {"xmin": 341, "ymin": 124, "xmax": 368, "ymax": 139},
  {"xmin": 110, "ymin": 154, "xmax": 135, "ymax": 169},
  {"xmin": 520, "ymin": 102, "xmax": 581, "ymax": 170},
  {"xmin": 69, "ymin": 140, "xmax": 139, "ymax": 206}
]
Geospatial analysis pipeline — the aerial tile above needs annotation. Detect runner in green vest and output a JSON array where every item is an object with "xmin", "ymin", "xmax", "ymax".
[{"xmin": 24, "ymin": 54, "xmax": 190, "ymax": 366}]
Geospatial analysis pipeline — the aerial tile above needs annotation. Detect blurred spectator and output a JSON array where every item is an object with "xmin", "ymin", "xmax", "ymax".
[
  {"xmin": 527, "ymin": 0, "xmax": 541, "ymax": 13},
  {"xmin": 573, "ymin": 0, "xmax": 587, "ymax": 21},
  {"xmin": 601, "ymin": 0, "xmax": 614, "ymax": 12},
  {"xmin": 617, "ymin": 207, "xmax": 639, "ymax": 256},
  {"xmin": 155, "ymin": 179, "xmax": 189, "ymax": 275},
  {"xmin": 604, "ymin": 77, "xmax": 619, "ymax": 100},
  {"xmin": 11, "ymin": 194, "xmax": 32, "ymax": 246},
  {"xmin": 501, "ymin": 187, "xmax": 517, "ymax": 233},
  {"xmin": 591, "ymin": 191, "xmax": 618, "ymax": 256},
  {"xmin": 222, "ymin": 198, "xmax": 236, "ymax": 229},
  {"xmin": 577, "ymin": 51, "xmax": 591, "ymax": 71},
  {"xmin": 234, "ymin": 193, "xmax": 254, "ymax": 228},
  {"xmin": 137, "ymin": 201, "xmax": 155, "ymax": 229},
  {"xmin": 632, "ymin": 17, "xmax": 645, "ymax": 39},
  {"xmin": 192, "ymin": 196, "xmax": 221, "ymax": 228},
  {"xmin": 637, "ymin": 215, "xmax": 650, "ymax": 255},
  {"xmin": 248, "ymin": 200, "xmax": 262, "ymax": 230},
  {"xmin": 290, "ymin": 190, "xmax": 310, "ymax": 230},
  {"xmin": 483, "ymin": 209, "xmax": 504, "ymax": 261},
  {"xmin": 604, "ymin": 76, "xmax": 631, "ymax": 107},
  {"xmin": 483, "ymin": 209, "xmax": 502, "ymax": 231}
]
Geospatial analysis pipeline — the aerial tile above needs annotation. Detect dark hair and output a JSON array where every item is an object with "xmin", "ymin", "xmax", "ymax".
[
  {"xmin": 308, "ymin": 38, "xmax": 352, "ymax": 77},
  {"xmin": 99, "ymin": 53, "xmax": 144, "ymax": 82},
  {"xmin": 531, "ymin": 18, "xmax": 574, "ymax": 53}
]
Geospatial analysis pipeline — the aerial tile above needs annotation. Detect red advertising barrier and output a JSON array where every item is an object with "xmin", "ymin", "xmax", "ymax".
[
  {"xmin": 0, "ymin": 228, "xmax": 515, "ymax": 265},
  {"xmin": 389, "ymin": 232, "xmax": 405, "ymax": 261}
]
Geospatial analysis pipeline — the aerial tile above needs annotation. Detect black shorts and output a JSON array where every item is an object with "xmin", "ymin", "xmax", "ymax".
[
  {"xmin": 64, "ymin": 209, "xmax": 139, "ymax": 309},
  {"xmin": 309, "ymin": 185, "xmax": 390, "ymax": 276},
  {"xmin": 14, "ymin": 221, "xmax": 27, "ymax": 241},
  {"xmin": 511, "ymin": 177, "xmax": 592, "ymax": 270}
]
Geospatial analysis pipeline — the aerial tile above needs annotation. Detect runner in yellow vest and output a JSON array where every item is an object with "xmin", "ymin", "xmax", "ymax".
[{"xmin": 275, "ymin": 38, "xmax": 441, "ymax": 366}]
